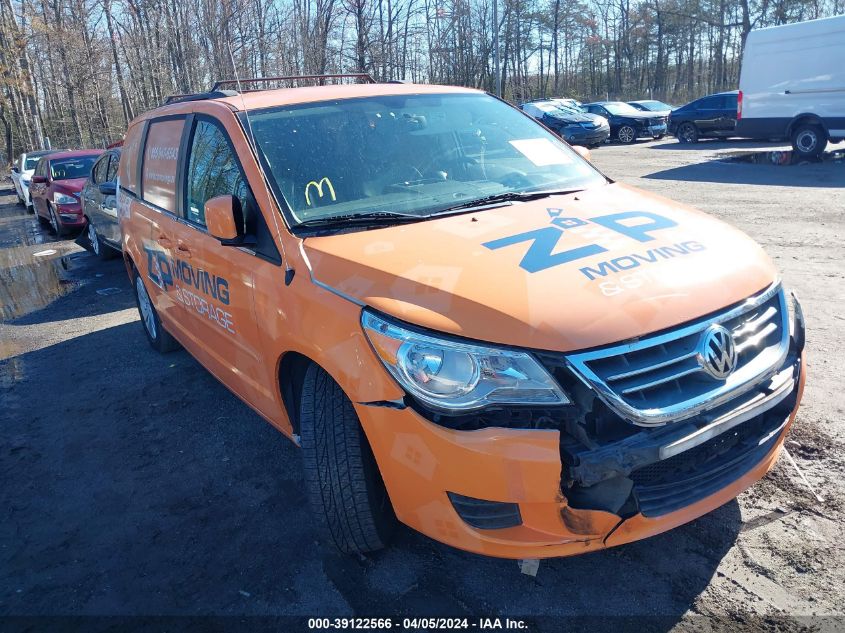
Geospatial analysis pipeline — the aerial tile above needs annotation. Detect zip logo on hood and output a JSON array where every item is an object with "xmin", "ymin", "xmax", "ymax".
[{"xmin": 482, "ymin": 209, "xmax": 688, "ymax": 274}]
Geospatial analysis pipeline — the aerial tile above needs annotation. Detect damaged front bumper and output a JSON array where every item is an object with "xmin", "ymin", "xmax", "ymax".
[
  {"xmin": 357, "ymin": 286, "xmax": 806, "ymax": 559},
  {"xmin": 356, "ymin": 349, "xmax": 804, "ymax": 559}
]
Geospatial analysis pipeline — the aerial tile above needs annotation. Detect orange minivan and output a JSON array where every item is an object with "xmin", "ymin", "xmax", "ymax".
[{"xmin": 118, "ymin": 78, "xmax": 806, "ymax": 559}]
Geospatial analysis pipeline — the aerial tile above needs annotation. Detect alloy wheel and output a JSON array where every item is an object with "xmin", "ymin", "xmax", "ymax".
[
  {"xmin": 135, "ymin": 276, "xmax": 157, "ymax": 340},
  {"xmin": 49, "ymin": 207, "xmax": 60, "ymax": 235},
  {"xmin": 618, "ymin": 126, "xmax": 635, "ymax": 143},
  {"xmin": 88, "ymin": 223, "xmax": 100, "ymax": 256}
]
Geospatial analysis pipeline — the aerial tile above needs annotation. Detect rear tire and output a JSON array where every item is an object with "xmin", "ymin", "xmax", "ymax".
[
  {"xmin": 300, "ymin": 363, "xmax": 396, "ymax": 554},
  {"xmin": 678, "ymin": 123, "xmax": 699, "ymax": 143},
  {"xmin": 791, "ymin": 123, "xmax": 826, "ymax": 159},
  {"xmin": 132, "ymin": 268, "xmax": 179, "ymax": 353}
]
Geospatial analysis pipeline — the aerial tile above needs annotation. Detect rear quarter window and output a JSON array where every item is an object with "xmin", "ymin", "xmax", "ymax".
[
  {"xmin": 118, "ymin": 123, "xmax": 144, "ymax": 194},
  {"xmin": 141, "ymin": 118, "xmax": 185, "ymax": 212}
]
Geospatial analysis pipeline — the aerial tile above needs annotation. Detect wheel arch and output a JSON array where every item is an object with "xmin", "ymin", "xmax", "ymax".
[
  {"xmin": 277, "ymin": 351, "xmax": 318, "ymax": 437},
  {"xmin": 788, "ymin": 113, "xmax": 828, "ymax": 136}
]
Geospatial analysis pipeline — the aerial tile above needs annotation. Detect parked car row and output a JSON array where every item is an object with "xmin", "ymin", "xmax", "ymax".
[
  {"xmin": 12, "ymin": 146, "xmax": 122, "ymax": 257},
  {"xmin": 520, "ymin": 15, "xmax": 844, "ymax": 157}
]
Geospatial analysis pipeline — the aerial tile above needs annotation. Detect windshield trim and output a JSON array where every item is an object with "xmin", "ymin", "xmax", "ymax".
[{"xmin": 238, "ymin": 92, "xmax": 609, "ymax": 236}]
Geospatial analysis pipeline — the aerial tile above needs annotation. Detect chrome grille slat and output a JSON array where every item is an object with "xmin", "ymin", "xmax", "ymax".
[
  {"xmin": 735, "ymin": 322, "xmax": 778, "ymax": 353},
  {"xmin": 732, "ymin": 306, "xmax": 777, "ymax": 337},
  {"xmin": 565, "ymin": 284, "xmax": 789, "ymax": 426},
  {"xmin": 620, "ymin": 366, "xmax": 702, "ymax": 395},
  {"xmin": 606, "ymin": 351, "xmax": 697, "ymax": 382}
]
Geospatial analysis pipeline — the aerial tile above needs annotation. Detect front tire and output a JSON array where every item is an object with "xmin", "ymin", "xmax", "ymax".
[
  {"xmin": 617, "ymin": 125, "xmax": 636, "ymax": 144},
  {"xmin": 791, "ymin": 123, "xmax": 826, "ymax": 159},
  {"xmin": 678, "ymin": 122, "xmax": 699, "ymax": 143},
  {"xmin": 132, "ymin": 268, "xmax": 179, "ymax": 353},
  {"xmin": 300, "ymin": 363, "xmax": 396, "ymax": 554},
  {"xmin": 48, "ymin": 204, "xmax": 64, "ymax": 237}
]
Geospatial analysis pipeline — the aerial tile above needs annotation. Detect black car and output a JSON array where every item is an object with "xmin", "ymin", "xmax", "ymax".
[
  {"xmin": 581, "ymin": 101, "xmax": 668, "ymax": 144},
  {"xmin": 669, "ymin": 91, "xmax": 739, "ymax": 143},
  {"xmin": 81, "ymin": 148, "xmax": 121, "ymax": 260},
  {"xmin": 519, "ymin": 100, "xmax": 610, "ymax": 147},
  {"xmin": 627, "ymin": 100, "xmax": 676, "ymax": 118}
]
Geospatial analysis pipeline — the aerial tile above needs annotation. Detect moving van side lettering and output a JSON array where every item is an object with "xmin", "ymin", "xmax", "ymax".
[{"xmin": 143, "ymin": 243, "xmax": 230, "ymax": 306}]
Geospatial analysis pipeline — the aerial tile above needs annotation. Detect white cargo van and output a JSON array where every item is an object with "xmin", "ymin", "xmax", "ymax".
[{"xmin": 737, "ymin": 15, "xmax": 845, "ymax": 157}]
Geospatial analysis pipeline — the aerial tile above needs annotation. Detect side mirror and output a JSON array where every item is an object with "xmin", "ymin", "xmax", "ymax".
[
  {"xmin": 31, "ymin": 175, "xmax": 47, "ymax": 184},
  {"xmin": 205, "ymin": 195, "xmax": 242, "ymax": 243},
  {"xmin": 99, "ymin": 181, "xmax": 117, "ymax": 196},
  {"xmin": 572, "ymin": 145, "xmax": 593, "ymax": 163},
  {"xmin": 11, "ymin": 165, "xmax": 19, "ymax": 173}
]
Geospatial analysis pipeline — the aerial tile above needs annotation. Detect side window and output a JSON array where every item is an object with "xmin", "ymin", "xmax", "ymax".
[
  {"xmin": 699, "ymin": 96, "xmax": 721, "ymax": 109},
  {"xmin": 118, "ymin": 122, "xmax": 144, "ymax": 194},
  {"xmin": 106, "ymin": 154, "xmax": 119, "ymax": 182},
  {"xmin": 141, "ymin": 117, "xmax": 185, "ymax": 212},
  {"xmin": 92, "ymin": 156, "xmax": 110, "ymax": 184},
  {"xmin": 185, "ymin": 120, "xmax": 250, "ymax": 229},
  {"xmin": 36, "ymin": 159, "xmax": 47, "ymax": 177}
]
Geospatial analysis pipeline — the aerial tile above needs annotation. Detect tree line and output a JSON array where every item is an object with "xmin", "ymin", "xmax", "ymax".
[{"xmin": 0, "ymin": 0, "xmax": 840, "ymax": 162}]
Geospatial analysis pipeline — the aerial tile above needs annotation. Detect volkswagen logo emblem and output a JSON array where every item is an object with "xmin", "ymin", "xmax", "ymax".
[{"xmin": 697, "ymin": 325, "xmax": 738, "ymax": 380}]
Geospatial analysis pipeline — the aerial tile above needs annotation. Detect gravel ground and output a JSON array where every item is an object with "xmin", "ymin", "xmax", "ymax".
[{"xmin": 1, "ymin": 138, "xmax": 844, "ymax": 632}]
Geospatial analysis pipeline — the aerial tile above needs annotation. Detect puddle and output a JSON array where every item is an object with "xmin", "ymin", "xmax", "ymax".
[
  {"xmin": 0, "ymin": 212, "xmax": 75, "ymax": 322},
  {"xmin": 720, "ymin": 148, "xmax": 845, "ymax": 166}
]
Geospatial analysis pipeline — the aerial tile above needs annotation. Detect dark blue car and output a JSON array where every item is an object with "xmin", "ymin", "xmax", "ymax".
[
  {"xmin": 581, "ymin": 101, "xmax": 668, "ymax": 144},
  {"xmin": 668, "ymin": 91, "xmax": 739, "ymax": 143}
]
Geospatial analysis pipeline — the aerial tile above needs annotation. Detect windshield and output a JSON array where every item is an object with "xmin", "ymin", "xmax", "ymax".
[
  {"xmin": 50, "ymin": 157, "xmax": 96, "ymax": 180},
  {"xmin": 639, "ymin": 101, "xmax": 671, "ymax": 111},
  {"xmin": 246, "ymin": 92, "xmax": 605, "ymax": 226},
  {"xmin": 603, "ymin": 102, "xmax": 643, "ymax": 116},
  {"xmin": 24, "ymin": 155, "xmax": 47, "ymax": 170}
]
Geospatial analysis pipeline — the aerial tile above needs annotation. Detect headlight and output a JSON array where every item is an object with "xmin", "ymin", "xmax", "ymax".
[
  {"xmin": 362, "ymin": 310, "xmax": 570, "ymax": 412},
  {"xmin": 22, "ymin": 177, "xmax": 31, "ymax": 185},
  {"xmin": 54, "ymin": 192, "xmax": 77, "ymax": 205}
]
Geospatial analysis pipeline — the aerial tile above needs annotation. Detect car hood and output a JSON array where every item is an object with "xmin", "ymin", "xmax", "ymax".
[
  {"xmin": 53, "ymin": 178, "xmax": 88, "ymax": 194},
  {"xmin": 302, "ymin": 183, "xmax": 777, "ymax": 352},
  {"xmin": 548, "ymin": 111, "xmax": 594, "ymax": 125}
]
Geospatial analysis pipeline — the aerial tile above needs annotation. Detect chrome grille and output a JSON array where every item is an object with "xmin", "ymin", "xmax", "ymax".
[{"xmin": 566, "ymin": 284, "xmax": 789, "ymax": 426}]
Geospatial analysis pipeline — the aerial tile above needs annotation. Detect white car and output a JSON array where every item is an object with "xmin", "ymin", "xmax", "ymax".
[
  {"xmin": 737, "ymin": 15, "xmax": 845, "ymax": 157},
  {"xmin": 11, "ymin": 150, "xmax": 61, "ymax": 211}
]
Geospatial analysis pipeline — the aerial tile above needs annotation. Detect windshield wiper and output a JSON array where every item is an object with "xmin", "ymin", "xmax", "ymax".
[
  {"xmin": 294, "ymin": 211, "xmax": 425, "ymax": 231},
  {"xmin": 433, "ymin": 189, "xmax": 584, "ymax": 214}
]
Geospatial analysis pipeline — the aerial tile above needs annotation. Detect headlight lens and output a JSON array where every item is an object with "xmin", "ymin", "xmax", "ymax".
[
  {"xmin": 22, "ymin": 177, "xmax": 31, "ymax": 185},
  {"xmin": 362, "ymin": 310, "xmax": 569, "ymax": 411},
  {"xmin": 54, "ymin": 192, "xmax": 77, "ymax": 205}
]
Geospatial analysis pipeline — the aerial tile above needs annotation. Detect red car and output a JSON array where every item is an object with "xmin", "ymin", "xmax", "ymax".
[{"xmin": 30, "ymin": 149, "xmax": 102, "ymax": 236}]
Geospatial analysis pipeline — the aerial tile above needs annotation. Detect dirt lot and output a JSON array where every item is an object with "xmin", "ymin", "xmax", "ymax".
[{"xmin": 1, "ymin": 139, "xmax": 844, "ymax": 631}]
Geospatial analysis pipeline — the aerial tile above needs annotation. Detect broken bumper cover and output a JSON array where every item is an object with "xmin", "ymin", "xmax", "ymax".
[{"xmin": 356, "ymin": 353, "xmax": 805, "ymax": 559}]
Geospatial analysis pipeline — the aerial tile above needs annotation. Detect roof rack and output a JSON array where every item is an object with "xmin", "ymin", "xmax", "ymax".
[
  {"xmin": 162, "ymin": 90, "xmax": 238, "ymax": 106},
  {"xmin": 211, "ymin": 73, "xmax": 375, "ymax": 92}
]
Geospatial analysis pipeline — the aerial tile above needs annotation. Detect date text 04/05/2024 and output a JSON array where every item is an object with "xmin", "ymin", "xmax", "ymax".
[{"xmin": 307, "ymin": 617, "xmax": 529, "ymax": 630}]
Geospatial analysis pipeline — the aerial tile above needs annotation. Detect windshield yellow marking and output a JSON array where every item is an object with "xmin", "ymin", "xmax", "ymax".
[{"xmin": 305, "ymin": 177, "xmax": 336, "ymax": 206}]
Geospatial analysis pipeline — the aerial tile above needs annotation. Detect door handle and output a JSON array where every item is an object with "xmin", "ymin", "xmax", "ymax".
[
  {"xmin": 157, "ymin": 234, "xmax": 173, "ymax": 248},
  {"xmin": 177, "ymin": 241, "xmax": 192, "ymax": 257}
]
